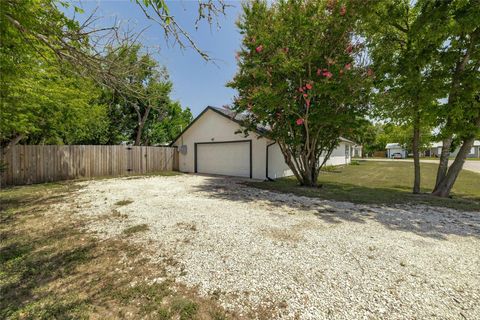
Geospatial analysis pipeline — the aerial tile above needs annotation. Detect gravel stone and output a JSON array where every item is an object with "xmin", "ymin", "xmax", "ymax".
[{"xmin": 59, "ymin": 174, "xmax": 480, "ymax": 319}]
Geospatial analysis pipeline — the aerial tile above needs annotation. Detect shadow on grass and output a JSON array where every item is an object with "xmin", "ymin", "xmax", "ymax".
[
  {"xmin": 190, "ymin": 175, "xmax": 480, "ymax": 240},
  {"xmin": 0, "ymin": 181, "xmax": 233, "ymax": 320},
  {"xmin": 0, "ymin": 226, "xmax": 96, "ymax": 318}
]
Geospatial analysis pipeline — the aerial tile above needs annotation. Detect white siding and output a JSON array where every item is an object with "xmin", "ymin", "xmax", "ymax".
[
  {"xmin": 322, "ymin": 142, "xmax": 352, "ymax": 166},
  {"xmin": 173, "ymin": 109, "xmax": 268, "ymax": 179},
  {"xmin": 267, "ymin": 143, "xmax": 293, "ymax": 179}
]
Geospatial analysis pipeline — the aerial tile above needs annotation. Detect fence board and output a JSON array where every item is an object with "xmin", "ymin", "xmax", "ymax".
[{"xmin": 1, "ymin": 145, "xmax": 178, "ymax": 186}]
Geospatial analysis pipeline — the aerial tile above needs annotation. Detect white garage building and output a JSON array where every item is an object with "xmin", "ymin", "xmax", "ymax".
[{"xmin": 171, "ymin": 106, "xmax": 355, "ymax": 180}]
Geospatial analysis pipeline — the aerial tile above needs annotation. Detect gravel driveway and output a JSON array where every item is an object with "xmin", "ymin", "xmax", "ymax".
[{"xmin": 67, "ymin": 174, "xmax": 480, "ymax": 319}]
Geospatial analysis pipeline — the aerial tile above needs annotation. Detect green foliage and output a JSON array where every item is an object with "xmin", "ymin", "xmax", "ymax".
[
  {"xmin": 100, "ymin": 45, "xmax": 191, "ymax": 145},
  {"xmin": 228, "ymin": 0, "xmax": 373, "ymax": 186},
  {"xmin": 421, "ymin": 0, "xmax": 480, "ymax": 140},
  {"xmin": 361, "ymin": 0, "xmax": 442, "ymax": 126},
  {"xmin": 143, "ymin": 102, "xmax": 193, "ymax": 145},
  {"xmin": 0, "ymin": 0, "xmax": 109, "ymax": 146},
  {"xmin": 0, "ymin": 1, "xmax": 190, "ymax": 147}
]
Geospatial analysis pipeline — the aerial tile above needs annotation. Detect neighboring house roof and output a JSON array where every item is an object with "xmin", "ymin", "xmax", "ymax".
[
  {"xmin": 430, "ymin": 140, "xmax": 480, "ymax": 148},
  {"xmin": 171, "ymin": 105, "xmax": 358, "ymax": 146},
  {"xmin": 339, "ymin": 137, "xmax": 355, "ymax": 144},
  {"xmin": 386, "ymin": 143, "xmax": 404, "ymax": 149}
]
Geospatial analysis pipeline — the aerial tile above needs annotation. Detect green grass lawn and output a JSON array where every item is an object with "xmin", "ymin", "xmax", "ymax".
[{"xmin": 248, "ymin": 161, "xmax": 480, "ymax": 211}]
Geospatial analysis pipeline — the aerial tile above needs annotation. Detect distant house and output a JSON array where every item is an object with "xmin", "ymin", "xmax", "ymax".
[
  {"xmin": 427, "ymin": 140, "xmax": 480, "ymax": 158},
  {"xmin": 386, "ymin": 143, "xmax": 406, "ymax": 159},
  {"xmin": 170, "ymin": 106, "xmax": 355, "ymax": 179},
  {"xmin": 353, "ymin": 145, "xmax": 363, "ymax": 158}
]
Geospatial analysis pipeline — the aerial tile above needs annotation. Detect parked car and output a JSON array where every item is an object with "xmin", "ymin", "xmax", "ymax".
[{"xmin": 392, "ymin": 153, "xmax": 403, "ymax": 159}]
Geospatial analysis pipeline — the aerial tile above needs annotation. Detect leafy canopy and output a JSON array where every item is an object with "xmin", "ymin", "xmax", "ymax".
[{"xmin": 228, "ymin": 0, "xmax": 373, "ymax": 185}]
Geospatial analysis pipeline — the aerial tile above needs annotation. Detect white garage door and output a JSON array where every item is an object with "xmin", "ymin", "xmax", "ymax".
[{"xmin": 196, "ymin": 141, "xmax": 251, "ymax": 177}]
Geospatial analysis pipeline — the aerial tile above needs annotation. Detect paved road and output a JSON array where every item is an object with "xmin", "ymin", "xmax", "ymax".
[{"xmin": 363, "ymin": 158, "xmax": 480, "ymax": 173}]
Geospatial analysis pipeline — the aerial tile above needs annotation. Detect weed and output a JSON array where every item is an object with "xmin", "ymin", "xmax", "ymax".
[
  {"xmin": 123, "ymin": 224, "xmax": 149, "ymax": 235},
  {"xmin": 171, "ymin": 297, "xmax": 198, "ymax": 320},
  {"xmin": 111, "ymin": 209, "xmax": 128, "ymax": 219},
  {"xmin": 115, "ymin": 199, "xmax": 133, "ymax": 206},
  {"xmin": 176, "ymin": 222, "xmax": 197, "ymax": 231}
]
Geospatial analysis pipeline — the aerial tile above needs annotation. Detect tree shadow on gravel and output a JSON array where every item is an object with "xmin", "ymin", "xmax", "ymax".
[{"xmin": 190, "ymin": 175, "xmax": 480, "ymax": 240}]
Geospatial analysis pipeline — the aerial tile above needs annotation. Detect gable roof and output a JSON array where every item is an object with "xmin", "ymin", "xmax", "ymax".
[
  {"xmin": 170, "ymin": 106, "xmax": 261, "ymax": 146},
  {"xmin": 386, "ymin": 143, "xmax": 404, "ymax": 149},
  {"xmin": 170, "ymin": 105, "xmax": 357, "ymax": 146}
]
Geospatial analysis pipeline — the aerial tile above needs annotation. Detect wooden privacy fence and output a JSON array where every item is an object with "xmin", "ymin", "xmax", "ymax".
[{"xmin": 1, "ymin": 145, "xmax": 179, "ymax": 186}]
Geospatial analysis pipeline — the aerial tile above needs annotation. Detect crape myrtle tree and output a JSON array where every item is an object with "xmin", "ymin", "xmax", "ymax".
[{"xmin": 228, "ymin": 0, "xmax": 373, "ymax": 187}]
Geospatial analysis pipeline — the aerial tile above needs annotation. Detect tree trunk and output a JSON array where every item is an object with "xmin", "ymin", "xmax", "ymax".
[
  {"xmin": 433, "ymin": 136, "xmax": 452, "ymax": 191},
  {"xmin": 432, "ymin": 137, "xmax": 475, "ymax": 197},
  {"xmin": 134, "ymin": 106, "xmax": 151, "ymax": 146},
  {"xmin": 433, "ymin": 116, "xmax": 480, "ymax": 197},
  {"xmin": 1, "ymin": 134, "xmax": 25, "ymax": 156},
  {"xmin": 412, "ymin": 110, "xmax": 421, "ymax": 194},
  {"xmin": 277, "ymin": 141, "xmax": 321, "ymax": 187}
]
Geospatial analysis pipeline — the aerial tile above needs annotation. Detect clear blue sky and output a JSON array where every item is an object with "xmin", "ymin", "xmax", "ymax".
[{"xmin": 68, "ymin": 1, "xmax": 243, "ymax": 116}]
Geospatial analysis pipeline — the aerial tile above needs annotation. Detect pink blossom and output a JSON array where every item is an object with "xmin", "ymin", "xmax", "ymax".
[
  {"xmin": 340, "ymin": 5, "xmax": 346, "ymax": 16},
  {"xmin": 303, "ymin": 93, "xmax": 308, "ymax": 98},
  {"xmin": 305, "ymin": 99, "xmax": 311, "ymax": 108},
  {"xmin": 344, "ymin": 63, "xmax": 352, "ymax": 70},
  {"xmin": 323, "ymin": 71, "xmax": 333, "ymax": 79},
  {"xmin": 256, "ymin": 45, "xmax": 263, "ymax": 53},
  {"xmin": 298, "ymin": 87, "xmax": 304, "ymax": 93},
  {"xmin": 296, "ymin": 118, "xmax": 304, "ymax": 125},
  {"xmin": 305, "ymin": 83, "xmax": 313, "ymax": 90}
]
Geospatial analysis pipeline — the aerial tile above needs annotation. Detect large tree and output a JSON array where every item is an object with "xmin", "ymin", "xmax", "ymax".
[
  {"xmin": 100, "ymin": 45, "xmax": 189, "ymax": 146},
  {"xmin": 361, "ymin": 0, "xmax": 444, "ymax": 194},
  {"xmin": 143, "ymin": 102, "xmax": 193, "ymax": 145},
  {"xmin": 228, "ymin": 0, "xmax": 372, "ymax": 187},
  {"xmin": 0, "ymin": 1, "xmax": 110, "ymax": 149},
  {"xmin": 421, "ymin": 0, "xmax": 480, "ymax": 197},
  {"xmin": 363, "ymin": 0, "xmax": 479, "ymax": 197}
]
